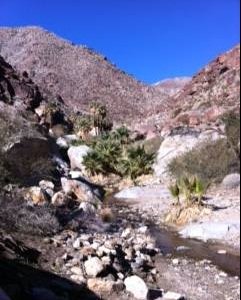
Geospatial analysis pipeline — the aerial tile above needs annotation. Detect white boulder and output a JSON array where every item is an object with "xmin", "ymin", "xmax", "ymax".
[
  {"xmin": 84, "ymin": 257, "xmax": 104, "ymax": 277},
  {"xmin": 68, "ymin": 145, "xmax": 92, "ymax": 171},
  {"xmin": 124, "ymin": 275, "xmax": 149, "ymax": 300}
]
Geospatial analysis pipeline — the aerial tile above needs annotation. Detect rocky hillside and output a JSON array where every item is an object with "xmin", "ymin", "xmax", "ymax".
[
  {"xmin": 172, "ymin": 45, "xmax": 240, "ymax": 121},
  {"xmin": 143, "ymin": 44, "xmax": 240, "ymax": 132},
  {"xmin": 0, "ymin": 26, "xmax": 167, "ymax": 122},
  {"xmin": 153, "ymin": 77, "xmax": 191, "ymax": 97}
]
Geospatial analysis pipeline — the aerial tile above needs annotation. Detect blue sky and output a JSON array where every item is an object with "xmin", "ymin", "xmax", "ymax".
[{"xmin": 0, "ymin": 0, "xmax": 240, "ymax": 83}]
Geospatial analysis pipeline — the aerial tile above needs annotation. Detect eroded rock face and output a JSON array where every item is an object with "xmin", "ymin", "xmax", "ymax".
[
  {"xmin": 154, "ymin": 129, "xmax": 224, "ymax": 181},
  {"xmin": 0, "ymin": 55, "xmax": 42, "ymax": 109},
  {"xmin": 3, "ymin": 136, "xmax": 56, "ymax": 186}
]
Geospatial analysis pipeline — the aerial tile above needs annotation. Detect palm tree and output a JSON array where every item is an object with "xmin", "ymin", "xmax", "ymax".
[
  {"xmin": 74, "ymin": 117, "xmax": 92, "ymax": 140},
  {"xmin": 118, "ymin": 146, "xmax": 155, "ymax": 181},
  {"xmin": 90, "ymin": 102, "xmax": 108, "ymax": 136},
  {"xmin": 112, "ymin": 126, "xmax": 130, "ymax": 144}
]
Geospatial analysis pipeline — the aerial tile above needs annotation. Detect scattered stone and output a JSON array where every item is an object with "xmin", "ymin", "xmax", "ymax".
[
  {"xmin": 163, "ymin": 291, "xmax": 185, "ymax": 300},
  {"xmin": 71, "ymin": 266, "xmax": 83, "ymax": 276},
  {"xmin": 124, "ymin": 275, "xmax": 149, "ymax": 300},
  {"xmin": 217, "ymin": 250, "xmax": 227, "ymax": 255},
  {"xmin": 84, "ymin": 257, "xmax": 104, "ymax": 277},
  {"xmin": 172, "ymin": 259, "xmax": 180, "ymax": 265},
  {"xmin": 25, "ymin": 186, "xmax": 48, "ymax": 205},
  {"xmin": 87, "ymin": 278, "xmax": 115, "ymax": 297}
]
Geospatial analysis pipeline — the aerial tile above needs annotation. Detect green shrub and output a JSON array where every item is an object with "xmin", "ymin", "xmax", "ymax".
[
  {"xmin": 168, "ymin": 139, "xmax": 240, "ymax": 184},
  {"xmin": 83, "ymin": 138, "xmax": 122, "ymax": 176},
  {"xmin": 83, "ymin": 137, "xmax": 155, "ymax": 180},
  {"xmin": 169, "ymin": 175, "xmax": 207, "ymax": 206},
  {"xmin": 117, "ymin": 146, "xmax": 155, "ymax": 180},
  {"xmin": 110, "ymin": 126, "xmax": 131, "ymax": 145},
  {"xmin": 222, "ymin": 112, "xmax": 240, "ymax": 162}
]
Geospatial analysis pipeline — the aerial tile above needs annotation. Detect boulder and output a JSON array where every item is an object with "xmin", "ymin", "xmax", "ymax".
[
  {"xmin": 25, "ymin": 187, "xmax": 48, "ymax": 205},
  {"xmin": 154, "ymin": 129, "xmax": 224, "ymax": 181},
  {"xmin": 87, "ymin": 278, "xmax": 115, "ymax": 297},
  {"xmin": 61, "ymin": 177, "xmax": 103, "ymax": 206},
  {"xmin": 84, "ymin": 257, "xmax": 104, "ymax": 277},
  {"xmin": 124, "ymin": 276, "xmax": 149, "ymax": 300},
  {"xmin": 222, "ymin": 173, "xmax": 240, "ymax": 189},
  {"xmin": 51, "ymin": 191, "xmax": 68, "ymax": 207},
  {"xmin": 67, "ymin": 145, "xmax": 92, "ymax": 171},
  {"xmin": 3, "ymin": 135, "xmax": 55, "ymax": 186},
  {"xmin": 180, "ymin": 222, "xmax": 240, "ymax": 242}
]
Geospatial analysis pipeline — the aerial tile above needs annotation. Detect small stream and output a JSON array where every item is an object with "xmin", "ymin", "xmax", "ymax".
[
  {"xmin": 109, "ymin": 198, "xmax": 240, "ymax": 278},
  {"xmin": 149, "ymin": 224, "xmax": 240, "ymax": 277}
]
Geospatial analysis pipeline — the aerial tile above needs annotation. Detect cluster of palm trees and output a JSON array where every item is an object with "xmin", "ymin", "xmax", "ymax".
[
  {"xmin": 82, "ymin": 127, "xmax": 155, "ymax": 181},
  {"xmin": 74, "ymin": 101, "xmax": 112, "ymax": 139}
]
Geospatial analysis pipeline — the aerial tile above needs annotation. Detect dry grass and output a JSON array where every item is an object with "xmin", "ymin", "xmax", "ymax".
[
  {"xmin": 165, "ymin": 204, "xmax": 211, "ymax": 226},
  {"xmin": 100, "ymin": 208, "xmax": 115, "ymax": 223}
]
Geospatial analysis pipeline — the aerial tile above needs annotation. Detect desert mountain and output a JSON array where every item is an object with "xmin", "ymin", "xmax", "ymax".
[
  {"xmin": 0, "ymin": 26, "xmax": 167, "ymax": 122},
  {"xmin": 153, "ymin": 77, "xmax": 191, "ymax": 97},
  {"xmin": 144, "ymin": 44, "xmax": 240, "ymax": 131}
]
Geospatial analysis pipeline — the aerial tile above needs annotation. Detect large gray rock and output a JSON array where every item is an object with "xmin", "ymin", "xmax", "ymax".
[
  {"xmin": 222, "ymin": 173, "xmax": 240, "ymax": 189},
  {"xmin": 154, "ymin": 129, "xmax": 224, "ymax": 181},
  {"xmin": 61, "ymin": 177, "xmax": 103, "ymax": 207},
  {"xmin": 124, "ymin": 275, "xmax": 149, "ymax": 300},
  {"xmin": 180, "ymin": 222, "xmax": 240, "ymax": 242},
  {"xmin": 68, "ymin": 145, "xmax": 92, "ymax": 172}
]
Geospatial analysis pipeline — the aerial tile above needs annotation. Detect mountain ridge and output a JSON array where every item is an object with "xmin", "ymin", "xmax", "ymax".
[{"xmin": 0, "ymin": 26, "xmax": 170, "ymax": 122}]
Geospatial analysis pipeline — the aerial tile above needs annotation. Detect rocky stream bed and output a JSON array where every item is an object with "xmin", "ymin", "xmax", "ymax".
[{"xmin": 0, "ymin": 197, "xmax": 240, "ymax": 300}]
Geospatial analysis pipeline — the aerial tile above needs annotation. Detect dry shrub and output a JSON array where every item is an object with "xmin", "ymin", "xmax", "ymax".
[
  {"xmin": 100, "ymin": 208, "xmax": 114, "ymax": 223},
  {"xmin": 165, "ymin": 205, "xmax": 211, "ymax": 226},
  {"xmin": 168, "ymin": 139, "xmax": 240, "ymax": 184},
  {"xmin": 0, "ymin": 194, "xmax": 61, "ymax": 236}
]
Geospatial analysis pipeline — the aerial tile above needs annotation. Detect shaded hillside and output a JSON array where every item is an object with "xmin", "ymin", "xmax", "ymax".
[{"xmin": 0, "ymin": 26, "xmax": 166, "ymax": 122}]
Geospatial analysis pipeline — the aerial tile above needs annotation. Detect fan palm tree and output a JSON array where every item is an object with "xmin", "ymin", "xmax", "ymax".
[
  {"xmin": 90, "ymin": 102, "xmax": 108, "ymax": 136},
  {"xmin": 74, "ymin": 117, "xmax": 92, "ymax": 139},
  {"xmin": 112, "ymin": 126, "xmax": 130, "ymax": 144}
]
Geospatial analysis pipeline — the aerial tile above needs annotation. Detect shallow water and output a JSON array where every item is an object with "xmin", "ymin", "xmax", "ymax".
[
  {"xmin": 149, "ymin": 224, "xmax": 240, "ymax": 277},
  {"xmin": 110, "ymin": 197, "xmax": 240, "ymax": 277}
]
